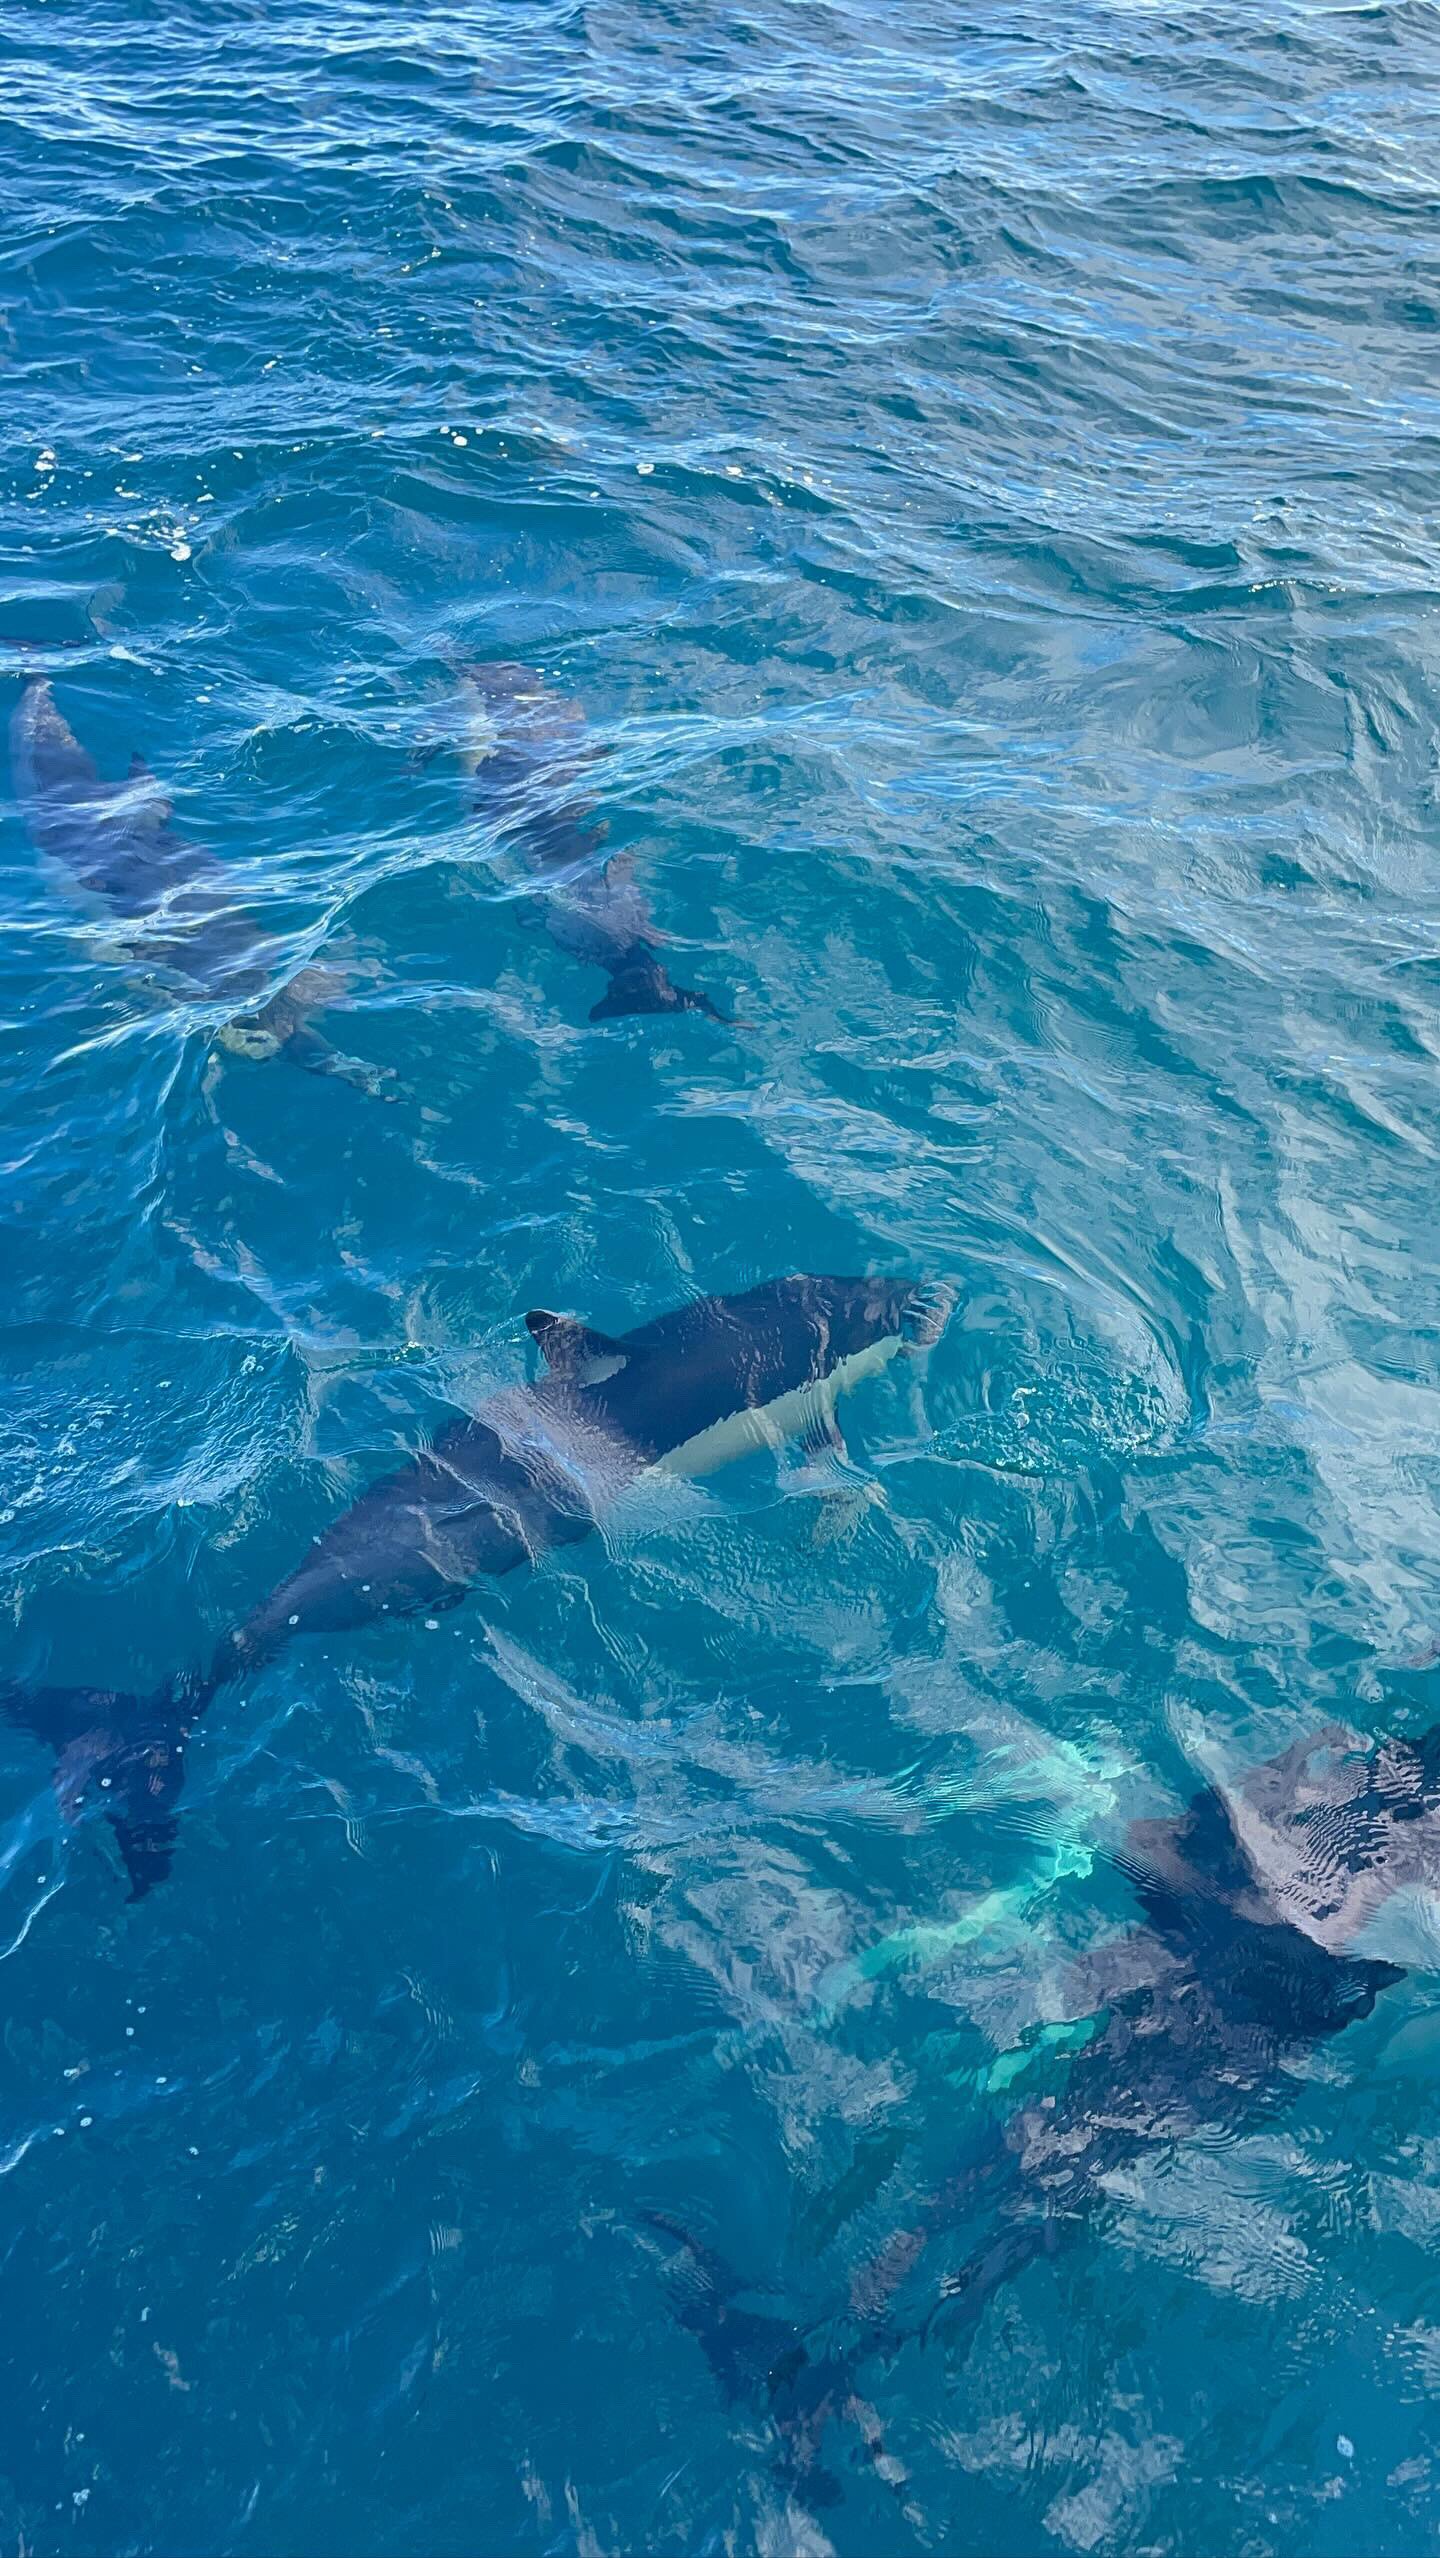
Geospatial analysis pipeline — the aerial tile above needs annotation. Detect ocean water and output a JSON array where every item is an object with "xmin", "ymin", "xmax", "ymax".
[{"xmin": 4, "ymin": 0, "xmax": 1440, "ymax": 2549}]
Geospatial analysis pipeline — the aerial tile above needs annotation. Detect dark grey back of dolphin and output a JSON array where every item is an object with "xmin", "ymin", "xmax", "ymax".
[
  {"xmin": 531, "ymin": 1272, "xmax": 931, "ymax": 1462},
  {"xmin": 654, "ymin": 1714, "xmax": 1431, "ymax": 2504},
  {"xmin": 10, "ymin": 675, "xmax": 275, "ymax": 997},
  {"xmin": 10, "ymin": 680, "xmax": 393, "ymax": 1093},
  {"xmin": 933, "ymin": 1739, "xmax": 1423, "ymax": 2292},
  {"xmin": 462, "ymin": 662, "xmax": 732, "ymax": 1025},
  {"xmin": 1, "ymin": 1274, "xmax": 944, "ymax": 1895},
  {"xmin": 11, "ymin": 675, "xmax": 101, "ymax": 854},
  {"xmin": 230, "ymin": 1272, "xmax": 938, "ymax": 1664}
]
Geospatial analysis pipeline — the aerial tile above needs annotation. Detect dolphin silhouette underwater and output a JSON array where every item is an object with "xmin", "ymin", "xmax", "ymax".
[
  {"xmin": 1, "ymin": 1274, "xmax": 947, "ymax": 1898},
  {"xmin": 452, "ymin": 663, "xmax": 733, "ymax": 1025},
  {"xmin": 646, "ymin": 1716, "xmax": 1439, "ymax": 2515},
  {"xmin": 10, "ymin": 678, "xmax": 389, "ymax": 1093}
]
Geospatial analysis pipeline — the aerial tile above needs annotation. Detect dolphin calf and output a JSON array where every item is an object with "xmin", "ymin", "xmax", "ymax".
[
  {"xmin": 10, "ymin": 678, "xmax": 389, "ymax": 1092},
  {"xmin": 651, "ymin": 1715, "xmax": 1436, "ymax": 2512},
  {"xmin": 454, "ymin": 663, "xmax": 731, "ymax": 1024},
  {"xmin": 2, "ymin": 1274, "xmax": 947, "ymax": 1897}
]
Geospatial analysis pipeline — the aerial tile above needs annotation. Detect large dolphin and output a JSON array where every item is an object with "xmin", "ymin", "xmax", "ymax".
[
  {"xmin": 10, "ymin": 678, "xmax": 388, "ymax": 1092},
  {"xmin": 650, "ymin": 1716, "xmax": 1437, "ymax": 2514},
  {"xmin": 2, "ymin": 1274, "xmax": 947, "ymax": 1898},
  {"xmin": 454, "ymin": 663, "xmax": 732, "ymax": 1024}
]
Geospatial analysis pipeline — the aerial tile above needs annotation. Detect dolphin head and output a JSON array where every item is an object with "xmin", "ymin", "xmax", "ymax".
[
  {"xmin": 707, "ymin": 1274, "xmax": 951, "ymax": 1411},
  {"xmin": 217, "ymin": 1016, "xmax": 287, "ymax": 1063},
  {"xmin": 455, "ymin": 660, "xmax": 586, "ymax": 777},
  {"xmin": 460, "ymin": 660, "xmax": 552, "ymax": 715},
  {"xmin": 694, "ymin": 1277, "xmax": 953, "ymax": 1418},
  {"xmin": 806, "ymin": 1275, "xmax": 954, "ymax": 1367},
  {"xmin": 561, "ymin": 1274, "xmax": 951, "ymax": 1476}
]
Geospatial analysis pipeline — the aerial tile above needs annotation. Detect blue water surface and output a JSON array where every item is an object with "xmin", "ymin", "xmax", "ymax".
[{"xmin": 5, "ymin": 1, "xmax": 1440, "ymax": 2549}]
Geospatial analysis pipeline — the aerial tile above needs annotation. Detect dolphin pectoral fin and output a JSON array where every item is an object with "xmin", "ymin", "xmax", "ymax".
[
  {"xmin": 800, "ymin": 1403, "xmax": 848, "ymax": 1466},
  {"xmin": 279, "ymin": 1025, "xmax": 399, "ymax": 1103},
  {"xmin": 307, "ymin": 1046, "xmax": 400, "ymax": 1104},
  {"xmin": 781, "ymin": 1403, "xmax": 884, "ymax": 1545},
  {"xmin": 794, "ymin": 2127, "xmax": 909, "ymax": 2256},
  {"xmin": 524, "ymin": 1309, "xmax": 631, "ymax": 1382},
  {"xmin": 918, "ymin": 2216, "xmax": 1050, "ymax": 2355},
  {"xmin": 846, "ymin": 2390, "xmax": 919, "ymax": 2523},
  {"xmin": 809, "ymin": 1481, "xmax": 885, "ymax": 1549},
  {"xmin": 1333, "ymin": 1953, "xmax": 1408, "ymax": 2015}
]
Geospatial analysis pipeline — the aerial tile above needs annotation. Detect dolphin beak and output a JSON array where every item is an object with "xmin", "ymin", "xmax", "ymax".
[
  {"xmin": 217, "ymin": 1020, "xmax": 284, "ymax": 1062},
  {"xmin": 902, "ymin": 1282, "xmax": 955, "ymax": 1349}
]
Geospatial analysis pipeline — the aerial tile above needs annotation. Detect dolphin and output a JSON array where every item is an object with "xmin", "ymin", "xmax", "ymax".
[
  {"xmin": 1, "ymin": 1274, "xmax": 948, "ymax": 1898},
  {"xmin": 650, "ymin": 1716, "xmax": 1438, "ymax": 2511},
  {"xmin": 454, "ymin": 663, "xmax": 732, "ymax": 1024},
  {"xmin": 10, "ymin": 678, "xmax": 390, "ymax": 1093}
]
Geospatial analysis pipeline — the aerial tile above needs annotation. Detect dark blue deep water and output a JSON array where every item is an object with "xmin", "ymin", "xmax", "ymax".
[{"xmin": 5, "ymin": 3, "xmax": 1440, "ymax": 2550}]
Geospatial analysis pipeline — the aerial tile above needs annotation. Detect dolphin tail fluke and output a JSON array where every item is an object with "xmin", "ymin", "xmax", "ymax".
[
  {"xmin": 640, "ymin": 2209, "xmax": 811, "ymax": 2402},
  {"xmin": 590, "ymin": 944, "xmax": 733, "ymax": 1025},
  {"xmin": 0, "ymin": 1681, "xmax": 193, "ymax": 1899},
  {"xmin": 640, "ymin": 2211, "xmax": 848, "ymax": 2507},
  {"xmin": 642, "ymin": 2211, "xmax": 916, "ymax": 2518}
]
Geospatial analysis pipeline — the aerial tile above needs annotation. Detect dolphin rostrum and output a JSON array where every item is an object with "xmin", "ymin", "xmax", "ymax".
[
  {"xmin": 455, "ymin": 663, "xmax": 732, "ymax": 1024},
  {"xmin": 649, "ymin": 1715, "xmax": 1436, "ymax": 2514},
  {"xmin": 10, "ymin": 678, "xmax": 389, "ymax": 1093},
  {"xmin": 2, "ymin": 1275, "xmax": 948, "ymax": 1898}
]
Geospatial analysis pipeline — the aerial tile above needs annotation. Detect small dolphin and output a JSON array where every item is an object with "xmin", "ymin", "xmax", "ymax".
[
  {"xmin": 10, "ymin": 679, "xmax": 389, "ymax": 1093},
  {"xmin": 653, "ymin": 1716, "xmax": 1436, "ymax": 2509},
  {"xmin": 2, "ymin": 1274, "xmax": 947, "ymax": 1897},
  {"xmin": 455, "ymin": 663, "xmax": 731, "ymax": 1024}
]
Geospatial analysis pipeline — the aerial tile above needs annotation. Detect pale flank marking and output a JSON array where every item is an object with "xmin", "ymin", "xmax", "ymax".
[
  {"xmin": 454, "ymin": 1326, "xmax": 905, "ymax": 1530},
  {"xmin": 657, "ymin": 1330, "xmax": 905, "ymax": 1481}
]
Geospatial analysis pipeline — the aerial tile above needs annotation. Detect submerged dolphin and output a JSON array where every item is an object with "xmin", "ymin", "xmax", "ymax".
[
  {"xmin": 454, "ymin": 663, "xmax": 731, "ymax": 1024},
  {"xmin": 651, "ymin": 1717, "xmax": 1437, "ymax": 2512},
  {"xmin": 10, "ymin": 679, "xmax": 388, "ymax": 1091},
  {"xmin": 2, "ymin": 1274, "xmax": 947, "ymax": 1897}
]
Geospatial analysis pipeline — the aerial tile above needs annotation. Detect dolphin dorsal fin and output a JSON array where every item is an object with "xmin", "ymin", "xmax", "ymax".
[{"xmin": 525, "ymin": 1309, "xmax": 630, "ymax": 1383}]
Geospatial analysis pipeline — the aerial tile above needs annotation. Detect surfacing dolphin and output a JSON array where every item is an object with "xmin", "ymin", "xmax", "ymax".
[
  {"xmin": 454, "ymin": 662, "xmax": 732, "ymax": 1025},
  {"xmin": 649, "ymin": 1717, "xmax": 1435, "ymax": 2516},
  {"xmin": 2, "ymin": 1274, "xmax": 947, "ymax": 1898},
  {"xmin": 10, "ymin": 679, "xmax": 389, "ymax": 1093}
]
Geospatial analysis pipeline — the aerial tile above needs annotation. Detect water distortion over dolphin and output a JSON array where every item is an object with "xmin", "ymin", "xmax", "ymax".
[{"xmin": 2, "ymin": 1274, "xmax": 949, "ymax": 1896}]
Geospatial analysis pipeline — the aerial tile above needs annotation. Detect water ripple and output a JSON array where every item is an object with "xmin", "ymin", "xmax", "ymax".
[{"xmin": 4, "ymin": 0, "xmax": 1440, "ymax": 2548}]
